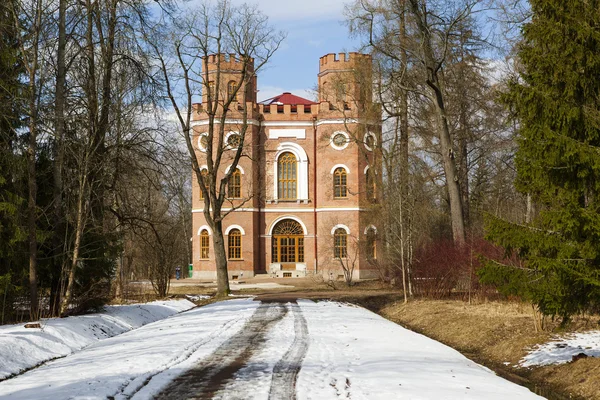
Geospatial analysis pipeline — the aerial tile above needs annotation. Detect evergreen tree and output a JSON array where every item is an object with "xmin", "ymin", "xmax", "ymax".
[{"xmin": 479, "ymin": 1, "xmax": 600, "ymax": 321}]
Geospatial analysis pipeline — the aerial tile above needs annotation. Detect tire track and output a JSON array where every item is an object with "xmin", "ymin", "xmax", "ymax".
[
  {"xmin": 153, "ymin": 303, "xmax": 288, "ymax": 400},
  {"xmin": 112, "ymin": 314, "xmax": 243, "ymax": 400},
  {"xmin": 268, "ymin": 302, "xmax": 309, "ymax": 400}
]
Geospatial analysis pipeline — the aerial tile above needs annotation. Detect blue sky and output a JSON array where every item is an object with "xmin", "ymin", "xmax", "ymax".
[{"xmin": 230, "ymin": 0, "xmax": 360, "ymax": 102}]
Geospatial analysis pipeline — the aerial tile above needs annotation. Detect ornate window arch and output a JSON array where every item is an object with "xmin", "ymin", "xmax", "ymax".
[
  {"xmin": 228, "ymin": 229, "xmax": 242, "ymax": 259},
  {"xmin": 333, "ymin": 167, "xmax": 348, "ymax": 199},
  {"xmin": 274, "ymin": 142, "xmax": 309, "ymax": 200},
  {"xmin": 228, "ymin": 168, "xmax": 242, "ymax": 198},
  {"xmin": 228, "ymin": 80, "xmax": 237, "ymax": 100},
  {"xmin": 278, "ymin": 152, "xmax": 297, "ymax": 200},
  {"xmin": 271, "ymin": 219, "xmax": 305, "ymax": 263},
  {"xmin": 199, "ymin": 229, "xmax": 210, "ymax": 259},
  {"xmin": 334, "ymin": 228, "xmax": 348, "ymax": 258}
]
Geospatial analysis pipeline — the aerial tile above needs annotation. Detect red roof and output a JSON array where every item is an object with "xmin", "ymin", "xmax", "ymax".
[{"xmin": 259, "ymin": 92, "xmax": 317, "ymax": 106}]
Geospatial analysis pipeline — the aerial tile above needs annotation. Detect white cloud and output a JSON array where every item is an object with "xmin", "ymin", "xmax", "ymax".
[{"xmin": 230, "ymin": 0, "xmax": 349, "ymax": 21}]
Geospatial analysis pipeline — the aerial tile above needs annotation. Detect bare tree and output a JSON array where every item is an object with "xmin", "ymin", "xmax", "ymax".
[{"xmin": 147, "ymin": 0, "xmax": 284, "ymax": 296}]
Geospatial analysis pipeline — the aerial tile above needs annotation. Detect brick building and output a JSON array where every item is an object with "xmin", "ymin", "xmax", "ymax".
[{"xmin": 191, "ymin": 52, "xmax": 381, "ymax": 280}]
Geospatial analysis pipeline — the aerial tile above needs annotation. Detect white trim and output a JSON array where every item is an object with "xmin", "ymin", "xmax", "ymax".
[
  {"xmin": 200, "ymin": 164, "xmax": 208, "ymax": 171},
  {"xmin": 197, "ymin": 225, "xmax": 212, "ymax": 235},
  {"xmin": 330, "ymin": 131, "xmax": 350, "ymax": 150},
  {"xmin": 274, "ymin": 142, "xmax": 309, "ymax": 201},
  {"xmin": 268, "ymin": 216, "xmax": 308, "ymax": 235},
  {"xmin": 192, "ymin": 207, "xmax": 364, "ymax": 213},
  {"xmin": 225, "ymin": 165, "xmax": 245, "ymax": 174},
  {"xmin": 225, "ymin": 224, "xmax": 246, "ymax": 235},
  {"xmin": 364, "ymin": 131, "xmax": 377, "ymax": 151},
  {"xmin": 330, "ymin": 164, "xmax": 350, "ymax": 175},
  {"xmin": 364, "ymin": 165, "xmax": 370, "ymax": 175},
  {"xmin": 197, "ymin": 133, "xmax": 209, "ymax": 152},
  {"xmin": 191, "ymin": 118, "xmax": 382, "ymax": 128},
  {"xmin": 331, "ymin": 224, "xmax": 350, "ymax": 235},
  {"xmin": 224, "ymin": 131, "xmax": 241, "ymax": 150},
  {"xmin": 364, "ymin": 225, "xmax": 378, "ymax": 235},
  {"xmin": 269, "ymin": 128, "xmax": 306, "ymax": 139}
]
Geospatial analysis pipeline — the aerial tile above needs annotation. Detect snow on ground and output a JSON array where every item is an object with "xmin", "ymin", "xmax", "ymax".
[
  {"xmin": 0, "ymin": 299, "xmax": 194, "ymax": 380},
  {"xmin": 0, "ymin": 299, "xmax": 545, "ymax": 399},
  {"xmin": 0, "ymin": 299, "xmax": 258, "ymax": 400},
  {"xmin": 296, "ymin": 300, "xmax": 544, "ymax": 400},
  {"xmin": 520, "ymin": 330, "xmax": 600, "ymax": 367}
]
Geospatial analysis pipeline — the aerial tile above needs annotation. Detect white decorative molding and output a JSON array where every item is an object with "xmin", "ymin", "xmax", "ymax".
[
  {"xmin": 268, "ymin": 216, "xmax": 308, "ymax": 235},
  {"xmin": 364, "ymin": 225, "xmax": 378, "ymax": 235},
  {"xmin": 269, "ymin": 128, "xmax": 306, "ymax": 139},
  {"xmin": 330, "ymin": 164, "xmax": 350, "ymax": 175},
  {"xmin": 363, "ymin": 131, "xmax": 377, "ymax": 151},
  {"xmin": 197, "ymin": 225, "xmax": 212, "ymax": 235},
  {"xmin": 190, "ymin": 118, "xmax": 382, "ymax": 128},
  {"xmin": 364, "ymin": 165, "xmax": 370, "ymax": 175},
  {"xmin": 191, "ymin": 207, "xmax": 365, "ymax": 213},
  {"xmin": 224, "ymin": 131, "xmax": 241, "ymax": 150},
  {"xmin": 224, "ymin": 164, "xmax": 245, "ymax": 174},
  {"xmin": 273, "ymin": 142, "xmax": 309, "ymax": 201},
  {"xmin": 331, "ymin": 224, "xmax": 351, "ymax": 235},
  {"xmin": 225, "ymin": 224, "xmax": 246, "ymax": 235},
  {"xmin": 330, "ymin": 131, "xmax": 350, "ymax": 150}
]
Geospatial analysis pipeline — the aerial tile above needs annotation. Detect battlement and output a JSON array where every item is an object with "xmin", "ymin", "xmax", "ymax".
[
  {"xmin": 319, "ymin": 52, "xmax": 371, "ymax": 70},
  {"xmin": 203, "ymin": 53, "xmax": 255, "ymax": 72}
]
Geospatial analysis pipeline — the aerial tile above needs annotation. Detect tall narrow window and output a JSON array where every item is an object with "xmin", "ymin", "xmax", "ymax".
[
  {"xmin": 199, "ymin": 169, "xmax": 209, "ymax": 200},
  {"xmin": 206, "ymin": 81, "xmax": 215, "ymax": 101},
  {"xmin": 228, "ymin": 229, "xmax": 242, "ymax": 259},
  {"xmin": 333, "ymin": 167, "xmax": 347, "ymax": 199},
  {"xmin": 366, "ymin": 228, "xmax": 376, "ymax": 260},
  {"xmin": 278, "ymin": 152, "xmax": 297, "ymax": 200},
  {"xmin": 200, "ymin": 230, "xmax": 210, "ymax": 259},
  {"xmin": 228, "ymin": 168, "xmax": 242, "ymax": 198},
  {"xmin": 334, "ymin": 228, "xmax": 348, "ymax": 258},
  {"xmin": 228, "ymin": 81, "xmax": 237, "ymax": 100},
  {"xmin": 366, "ymin": 168, "xmax": 376, "ymax": 202}
]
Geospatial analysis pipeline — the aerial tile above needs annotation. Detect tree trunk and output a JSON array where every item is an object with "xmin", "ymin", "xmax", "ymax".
[
  {"xmin": 60, "ymin": 172, "xmax": 87, "ymax": 316},
  {"xmin": 212, "ymin": 221, "xmax": 230, "ymax": 297},
  {"xmin": 51, "ymin": 0, "xmax": 67, "ymax": 316}
]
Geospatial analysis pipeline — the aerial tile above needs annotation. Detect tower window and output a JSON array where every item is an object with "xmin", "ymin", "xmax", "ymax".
[
  {"xmin": 228, "ymin": 229, "xmax": 242, "ymax": 259},
  {"xmin": 366, "ymin": 168, "xmax": 376, "ymax": 202},
  {"xmin": 334, "ymin": 228, "xmax": 348, "ymax": 258},
  {"xmin": 228, "ymin": 80, "xmax": 237, "ymax": 100},
  {"xmin": 200, "ymin": 229, "xmax": 210, "ymax": 259},
  {"xmin": 228, "ymin": 168, "xmax": 242, "ymax": 198},
  {"xmin": 333, "ymin": 167, "xmax": 347, "ymax": 199},
  {"xmin": 278, "ymin": 152, "xmax": 297, "ymax": 200},
  {"xmin": 366, "ymin": 228, "xmax": 377, "ymax": 260}
]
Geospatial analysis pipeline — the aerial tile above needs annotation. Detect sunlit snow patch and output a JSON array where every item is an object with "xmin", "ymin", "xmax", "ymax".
[{"xmin": 520, "ymin": 330, "xmax": 600, "ymax": 367}]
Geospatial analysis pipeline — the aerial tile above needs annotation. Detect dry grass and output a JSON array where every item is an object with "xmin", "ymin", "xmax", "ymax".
[{"xmin": 368, "ymin": 298, "xmax": 600, "ymax": 400}]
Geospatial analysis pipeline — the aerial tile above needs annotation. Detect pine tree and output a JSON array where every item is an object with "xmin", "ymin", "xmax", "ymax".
[{"xmin": 479, "ymin": 0, "xmax": 600, "ymax": 321}]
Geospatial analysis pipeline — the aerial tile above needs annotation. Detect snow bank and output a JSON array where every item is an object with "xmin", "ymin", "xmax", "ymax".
[
  {"xmin": 0, "ymin": 299, "xmax": 195, "ymax": 380},
  {"xmin": 0, "ymin": 298, "xmax": 257, "ymax": 400},
  {"xmin": 520, "ymin": 330, "xmax": 600, "ymax": 367},
  {"xmin": 297, "ymin": 300, "xmax": 544, "ymax": 400}
]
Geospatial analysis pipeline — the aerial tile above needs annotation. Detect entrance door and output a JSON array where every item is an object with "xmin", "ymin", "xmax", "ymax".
[{"xmin": 272, "ymin": 220, "xmax": 304, "ymax": 263}]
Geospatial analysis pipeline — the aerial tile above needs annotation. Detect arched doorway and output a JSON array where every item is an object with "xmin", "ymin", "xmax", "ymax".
[{"xmin": 271, "ymin": 219, "xmax": 304, "ymax": 263}]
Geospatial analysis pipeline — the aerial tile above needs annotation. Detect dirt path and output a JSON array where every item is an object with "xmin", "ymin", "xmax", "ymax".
[
  {"xmin": 268, "ymin": 303, "xmax": 308, "ymax": 400},
  {"xmin": 153, "ymin": 301, "xmax": 308, "ymax": 400}
]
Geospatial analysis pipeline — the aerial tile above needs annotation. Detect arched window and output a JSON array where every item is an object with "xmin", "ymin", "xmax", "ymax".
[
  {"xmin": 228, "ymin": 81, "xmax": 237, "ymax": 100},
  {"xmin": 366, "ymin": 228, "xmax": 376, "ymax": 260},
  {"xmin": 199, "ymin": 169, "xmax": 209, "ymax": 200},
  {"xmin": 228, "ymin": 229, "xmax": 242, "ymax": 259},
  {"xmin": 333, "ymin": 167, "xmax": 347, "ymax": 199},
  {"xmin": 334, "ymin": 228, "xmax": 347, "ymax": 258},
  {"xmin": 272, "ymin": 219, "xmax": 304, "ymax": 263},
  {"xmin": 200, "ymin": 229, "xmax": 210, "ymax": 259},
  {"xmin": 365, "ymin": 168, "xmax": 376, "ymax": 202},
  {"xmin": 278, "ymin": 152, "xmax": 297, "ymax": 200},
  {"xmin": 228, "ymin": 168, "xmax": 242, "ymax": 198}
]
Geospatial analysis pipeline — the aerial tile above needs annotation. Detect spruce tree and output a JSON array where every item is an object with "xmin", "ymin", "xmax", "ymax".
[{"xmin": 479, "ymin": 0, "xmax": 600, "ymax": 321}]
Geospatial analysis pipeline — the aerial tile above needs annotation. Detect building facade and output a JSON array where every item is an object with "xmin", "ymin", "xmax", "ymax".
[{"xmin": 191, "ymin": 52, "xmax": 381, "ymax": 280}]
